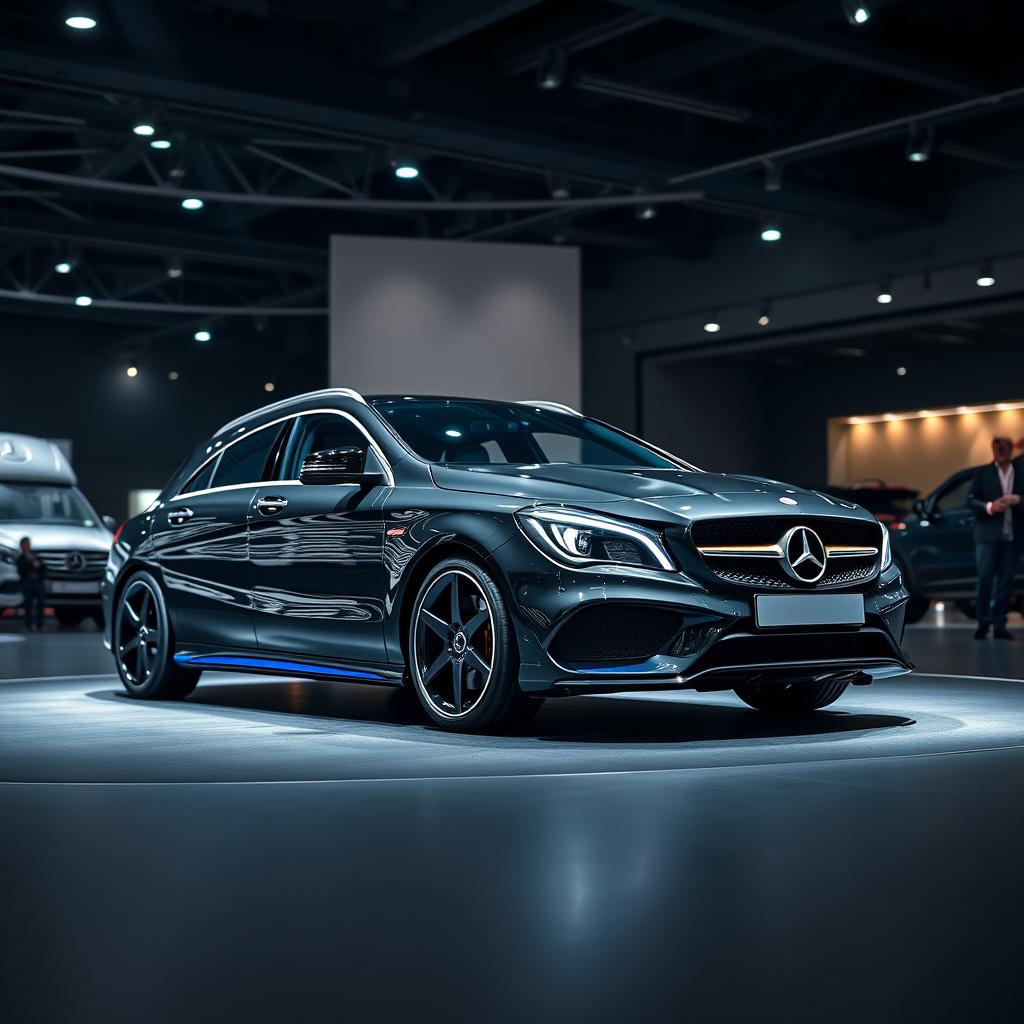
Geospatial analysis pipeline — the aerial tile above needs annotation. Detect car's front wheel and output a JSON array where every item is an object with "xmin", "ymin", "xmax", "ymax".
[
  {"xmin": 734, "ymin": 677, "xmax": 850, "ymax": 712},
  {"xmin": 408, "ymin": 557, "xmax": 542, "ymax": 732},
  {"xmin": 113, "ymin": 571, "xmax": 199, "ymax": 700}
]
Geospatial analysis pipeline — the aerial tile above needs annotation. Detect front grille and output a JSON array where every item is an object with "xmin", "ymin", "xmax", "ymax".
[
  {"xmin": 683, "ymin": 516, "xmax": 880, "ymax": 591},
  {"xmin": 549, "ymin": 603, "xmax": 684, "ymax": 664},
  {"xmin": 692, "ymin": 516, "xmax": 880, "ymax": 549},
  {"xmin": 35, "ymin": 550, "xmax": 107, "ymax": 580}
]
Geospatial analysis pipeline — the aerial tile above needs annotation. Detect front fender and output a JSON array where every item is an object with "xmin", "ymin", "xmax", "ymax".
[{"xmin": 381, "ymin": 505, "xmax": 517, "ymax": 664}]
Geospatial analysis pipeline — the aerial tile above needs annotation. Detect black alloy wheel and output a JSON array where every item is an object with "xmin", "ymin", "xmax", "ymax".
[
  {"xmin": 409, "ymin": 557, "xmax": 542, "ymax": 732},
  {"xmin": 114, "ymin": 571, "xmax": 199, "ymax": 699}
]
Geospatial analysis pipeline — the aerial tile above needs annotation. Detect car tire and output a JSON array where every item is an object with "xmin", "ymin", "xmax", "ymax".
[
  {"xmin": 113, "ymin": 571, "xmax": 199, "ymax": 700},
  {"xmin": 733, "ymin": 677, "xmax": 850, "ymax": 712},
  {"xmin": 407, "ymin": 556, "xmax": 540, "ymax": 733},
  {"xmin": 54, "ymin": 607, "xmax": 84, "ymax": 627}
]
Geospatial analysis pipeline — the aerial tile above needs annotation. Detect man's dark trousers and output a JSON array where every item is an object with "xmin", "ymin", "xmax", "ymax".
[
  {"xmin": 976, "ymin": 539, "xmax": 1023, "ymax": 627},
  {"xmin": 20, "ymin": 583, "xmax": 44, "ymax": 630}
]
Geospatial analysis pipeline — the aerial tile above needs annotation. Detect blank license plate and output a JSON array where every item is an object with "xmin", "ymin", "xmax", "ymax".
[
  {"xmin": 49, "ymin": 580, "xmax": 100, "ymax": 595},
  {"xmin": 755, "ymin": 594, "xmax": 865, "ymax": 628}
]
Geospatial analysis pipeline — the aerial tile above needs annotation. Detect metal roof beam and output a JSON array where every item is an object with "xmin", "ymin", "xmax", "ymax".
[
  {"xmin": 378, "ymin": 0, "xmax": 543, "ymax": 67},
  {"xmin": 608, "ymin": 0, "xmax": 989, "ymax": 97}
]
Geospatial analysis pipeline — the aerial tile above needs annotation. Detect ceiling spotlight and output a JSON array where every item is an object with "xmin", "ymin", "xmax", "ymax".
[
  {"xmin": 264, "ymin": 382, "xmax": 276, "ymax": 393},
  {"xmin": 132, "ymin": 123, "xmax": 156, "ymax": 137},
  {"xmin": 168, "ymin": 371, "xmax": 179, "ymax": 381},
  {"xmin": 74, "ymin": 294, "xmax": 93, "ymax": 307},
  {"xmin": 840, "ymin": 0, "xmax": 870, "ymax": 25},
  {"xmin": 896, "ymin": 366, "xmax": 907, "ymax": 376},
  {"xmin": 976, "ymin": 262, "xmax": 996, "ymax": 287},
  {"xmin": 181, "ymin": 197, "xmax": 204, "ymax": 210},
  {"xmin": 54, "ymin": 259, "xmax": 74, "ymax": 274},
  {"xmin": 547, "ymin": 171, "xmax": 570, "ymax": 200},
  {"xmin": 150, "ymin": 138, "xmax": 172, "ymax": 150},
  {"xmin": 757, "ymin": 301, "xmax": 772, "ymax": 327},
  {"xmin": 905, "ymin": 123, "xmax": 933, "ymax": 163},
  {"xmin": 760, "ymin": 222, "xmax": 782, "ymax": 243},
  {"xmin": 536, "ymin": 50, "xmax": 567, "ymax": 91},
  {"xmin": 635, "ymin": 202, "xmax": 657, "ymax": 221},
  {"xmin": 65, "ymin": 15, "xmax": 97, "ymax": 30},
  {"xmin": 876, "ymin": 277, "xmax": 893, "ymax": 304},
  {"xmin": 194, "ymin": 329, "xmax": 211, "ymax": 342},
  {"xmin": 392, "ymin": 152, "xmax": 420, "ymax": 180},
  {"xmin": 703, "ymin": 315, "xmax": 721, "ymax": 333},
  {"xmin": 126, "ymin": 365, "xmax": 139, "ymax": 378},
  {"xmin": 166, "ymin": 256, "xmax": 183, "ymax": 279}
]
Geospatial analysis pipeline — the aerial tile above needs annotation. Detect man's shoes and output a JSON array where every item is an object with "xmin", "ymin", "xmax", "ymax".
[
  {"xmin": 994, "ymin": 625, "xmax": 1014, "ymax": 640},
  {"xmin": 975, "ymin": 625, "xmax": 990, "ymax": 639}
]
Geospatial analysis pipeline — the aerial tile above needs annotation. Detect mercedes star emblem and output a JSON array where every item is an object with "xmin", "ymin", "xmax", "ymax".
[
  {"xmin": 65, "ymin": 551, "xmax": 88, "ymax": 573},
  {"xmin": 780, "ymin": 526, "xmax": 827, "ymax": 583}
]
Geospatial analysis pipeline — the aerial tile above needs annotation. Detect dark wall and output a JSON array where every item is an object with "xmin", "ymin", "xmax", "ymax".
[
  {"xmin": 0, "ymin": 316, "xmax": 327, "ymax": 520},
  {"xmin": 642, "ymin": 340, "xmax": 1024, "ymax": 487}
]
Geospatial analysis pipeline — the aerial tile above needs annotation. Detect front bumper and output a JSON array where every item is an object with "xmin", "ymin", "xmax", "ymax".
[{"xmin": 497, "ymin": 532, "xmax": 912, "ymax": 696}]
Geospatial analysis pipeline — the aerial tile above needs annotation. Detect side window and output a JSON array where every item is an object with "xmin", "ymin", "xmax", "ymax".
[
  {"xmin": 934, "ymin": 475, "xmax": 973, "ymax": 514},
  {"xmin": 183, "ymin": 459, "xmax": 217, "ymax": 494},
  {"xmin": 279, "ymin": 413, "xmax": 368, "ymax": 480},
  {"xmin": 209, "ymin": 425, "xmax": 282, "ymax": 489}
]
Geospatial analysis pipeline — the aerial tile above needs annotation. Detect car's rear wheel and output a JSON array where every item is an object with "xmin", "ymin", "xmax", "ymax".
[
  {"xmin": 113, "ymin": 571, "xmax": 199, "ymax": 700},
  {"xmin": 733, "ymin": 677, "xmax": 850, "ymax": 712},
  {"xmin": 408, "ymin": 557, "xmax": 541, "ymax": 732}
]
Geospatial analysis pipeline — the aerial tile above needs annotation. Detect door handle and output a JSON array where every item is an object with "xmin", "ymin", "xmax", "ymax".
[
  {"xmin": 256, "ymin": 496, "xmax": 289, "ymax": 516},
  {"xmin": 167, "ymin": 507, "xmax": 193, "ymax": 526}
]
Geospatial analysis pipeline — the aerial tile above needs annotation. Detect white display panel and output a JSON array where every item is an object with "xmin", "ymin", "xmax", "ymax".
[{"xmin": 329, "ymin": 236, "xmax": 580, "ymax": 407}]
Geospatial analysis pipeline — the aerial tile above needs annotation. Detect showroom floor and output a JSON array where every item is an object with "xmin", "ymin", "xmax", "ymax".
[{"xmin": 2, "ymin": 615, "xmax": 1022, "ymax": 1023}]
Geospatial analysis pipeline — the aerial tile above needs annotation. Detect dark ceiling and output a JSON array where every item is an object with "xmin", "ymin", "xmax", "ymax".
[{"xmin": 0, "ymin": 0, "xmax": 1022, "ymax": 336}]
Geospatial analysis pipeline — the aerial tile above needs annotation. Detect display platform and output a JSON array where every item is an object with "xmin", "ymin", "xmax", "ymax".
[{"xmin": 2, "ymin": 625, "xmax": 1023, "ymax": 1023}]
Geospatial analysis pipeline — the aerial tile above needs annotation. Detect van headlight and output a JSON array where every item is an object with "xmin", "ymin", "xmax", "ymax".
[
  {"xmin": 880, "ymin": 523, "xmax": 892, "ymax": 570},
  {"xmin": 516, "ymin": 506, "xmax": 676, "ymax": 572}
]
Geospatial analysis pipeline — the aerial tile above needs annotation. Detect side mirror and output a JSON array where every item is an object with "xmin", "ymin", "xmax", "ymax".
[
  {"xmin": 912, "ymin": 498, "xmax": 927, "ymax": 519},
  {"xmin": 299, "ymin": 446, "xmax": 381, "ymax": 486},
  {"xmin": 101, "ymin": 515, "xmax": 118, "ymax": 531}
]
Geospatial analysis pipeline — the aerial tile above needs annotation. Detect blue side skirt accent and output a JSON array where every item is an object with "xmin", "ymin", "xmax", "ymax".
[{"xmin": 173, "ymin": 653, "xmax": 387, "ymax": 681}]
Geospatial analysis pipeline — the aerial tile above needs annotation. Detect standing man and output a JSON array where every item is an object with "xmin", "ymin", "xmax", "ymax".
[
  {"xmin": 16, "ymin": 536, "xmax": 46, "ymax": 632},
  {"xmin": 968, "ymin": 436, "xmax": 1024, "ymax": 639}
]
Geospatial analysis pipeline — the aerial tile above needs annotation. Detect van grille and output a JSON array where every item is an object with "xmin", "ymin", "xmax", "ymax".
[{"xmin": 35, "ymin": 550, "xmax": 107, "ymax": 580}]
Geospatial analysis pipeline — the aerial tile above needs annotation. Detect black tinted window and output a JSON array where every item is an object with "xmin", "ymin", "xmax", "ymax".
[
  {"xmin": 935, "ymin": 475, "xmax": 973, "ymax": 513},
  {"xmin": 207, "ymin": 425, "xmax": 281, "ymax": 489},
  {"xmin": 279, "ymin": 414, "xmax": 367, "ymax": 479}
]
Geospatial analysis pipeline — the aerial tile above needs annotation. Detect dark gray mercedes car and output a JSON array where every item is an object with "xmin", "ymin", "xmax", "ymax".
[{"xmin": 103, "ymin": 389, "xmax": 912, "ymax": 732}]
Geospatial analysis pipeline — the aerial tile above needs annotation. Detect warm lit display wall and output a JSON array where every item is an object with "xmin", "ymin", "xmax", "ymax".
[{"xmin": 829, "ymin": 405, "xmax": 1024, "ymax": 492}]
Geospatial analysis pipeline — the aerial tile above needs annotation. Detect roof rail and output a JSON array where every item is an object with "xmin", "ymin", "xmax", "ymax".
[
  {"xmin": 516, "ymin": 399, "xmax": 582, "ymax": 417},
  {"xmin": 215, "ymin": 388, "xmax": 366, "ymax": 436}
]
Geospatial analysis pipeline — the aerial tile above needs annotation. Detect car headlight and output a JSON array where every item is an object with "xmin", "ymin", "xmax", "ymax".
[
  {"xmin": 516, "ymin": 506, "xmax": 676, "ymax": 572},
  {"xmin": 880, "ymin": 523, "xmax": 892, "ymax": 570},
  {"xmin": 0, "ymin": 546, "xmax": 16, "ymax": 566}
]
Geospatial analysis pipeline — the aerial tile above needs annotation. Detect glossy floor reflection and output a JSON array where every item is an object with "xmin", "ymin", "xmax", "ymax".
[{"xmin": 2, "ymin": 618, "xmax": 1023, "ymax": 1022}]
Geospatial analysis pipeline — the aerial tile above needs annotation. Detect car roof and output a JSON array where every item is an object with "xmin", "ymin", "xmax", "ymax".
[{"xmin": 0, "ymin": 433, "xmax": 76, "ymax": 485}]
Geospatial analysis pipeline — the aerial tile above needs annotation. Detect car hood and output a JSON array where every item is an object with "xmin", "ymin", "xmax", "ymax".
[
  {"xmin": 0, "ymin": 522, "xmax": 112, "ymax": 552},
  {"xmin": 431, "ymin": 464, "xmax": 868, "ymax": 523}
]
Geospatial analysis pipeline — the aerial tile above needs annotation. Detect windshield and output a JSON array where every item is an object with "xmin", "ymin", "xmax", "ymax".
[
  {"xmin": 371, "ymin": 398, "xmax": 689, "ymax": 470},
  {"xmin": 0, "ymin": 483, "xmax": 97, "ymax": 526}
]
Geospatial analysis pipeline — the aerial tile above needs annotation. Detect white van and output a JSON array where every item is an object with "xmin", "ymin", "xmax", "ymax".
[{"xmin": 0, "ymin": 433, "xmax": 114, "ymax": 626}]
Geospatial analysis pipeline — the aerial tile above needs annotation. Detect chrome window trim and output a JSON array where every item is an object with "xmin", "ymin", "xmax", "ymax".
[
  {"xmin": 516, "ymin": 399, "xmax": 582, "ymax": 417},
  {"xmin": 214, "ymin": 387, "xmax": 367, "ymax": 438},
  {"xmin": 171, "ymin": 407, "xmax": 394, "ymax": 501}
]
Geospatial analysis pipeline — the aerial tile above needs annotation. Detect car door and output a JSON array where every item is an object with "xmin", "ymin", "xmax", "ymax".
[
  {"xmin": 249, "ymin": 410, "xmax": 390, "ymax": 663},
  {"xmin": 913, "ymin": 470, "xmax": 977, "ymax": 594},
  {"xmin": 154, "ymin": 421, "xmax": 284, "ymax": 647}
]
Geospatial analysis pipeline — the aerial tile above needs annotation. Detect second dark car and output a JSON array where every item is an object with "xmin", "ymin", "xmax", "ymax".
[{"xmin": 103, "ymin": 390, "xmax": 911, "ymax": 732}]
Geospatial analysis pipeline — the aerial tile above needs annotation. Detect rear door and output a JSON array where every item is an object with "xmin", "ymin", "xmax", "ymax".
[
  {"xmin": 154, "ymin": 422, "xmax": 284, "ymax": 647},
  {"xmin": 249, "ymin": 410, "xmax": 391, "ymax": 663}
]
